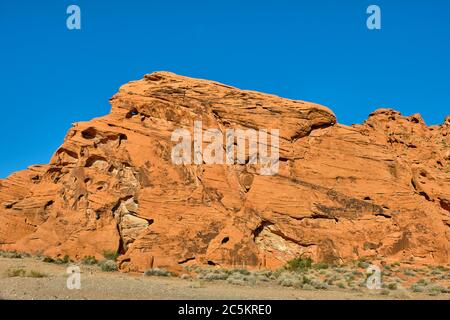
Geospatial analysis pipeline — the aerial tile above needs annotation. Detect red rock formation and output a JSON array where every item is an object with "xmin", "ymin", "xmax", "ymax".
[{"xmin": 0, "ymin": 72, "xmax": 448, "ymax": 272}]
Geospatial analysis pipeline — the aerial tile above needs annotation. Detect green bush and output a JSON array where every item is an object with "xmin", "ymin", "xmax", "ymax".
[
  {"xmin": 313, "ymin": 263, "xmax": 329, "ymax": 270},
  {"xmin": 103, "ymin": 250, "xmax": 119, "ymax": 261},
  {"xmin": 55, "ymin": 255, "xmax": 71, "ymax": 264},
  {"xmin": 82, "ymin": 256, "xmax": 98, "ymax": 265},
  {"xmin": 42, "ymin": 256, "xmax": 55, "ymax": 263},
  {"xmin": 231, "ymin": 269, "xmax": 251, "ymax": 275},
  {"xmin": 310, "ymin": 279, "xmax": 328, "ymax": 290},
  {"xmin": 103, "ymin": 251, "xmax": 119, "ymax": 261},
  {"xmin": 285, "ymin": 257, "xmax": 313, "ymax": 272},
  {"xmin": 403, "ymin": 269, "xmax": 416, "ymax": 276},
  {"xmin": 226, "ymin": 273, "xmax": 257, "ymax": 286},
  {"xmin": 386, "ymin": 283, "xmax": 398, "ymax": 290},
  {"xmin": 279, "ymin": 277, "xmax": 301, "ymax": 288},
  {"xmin": 144, "ymin": 268, "xmax": 171, "ymax": 277},
  {"xmin": 357, "ymin": 260, "xmax": 370, "ymax": 269},
  {"xmin": 410, "ymin": 283, "xmax": 424, "ymax": 292},
  {"xmin": 100, "ymin": 260, "xmax": 118, "ymax": 272}
]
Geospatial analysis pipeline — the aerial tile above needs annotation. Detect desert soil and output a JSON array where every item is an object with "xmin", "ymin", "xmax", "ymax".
[{"xmin": 0, "ymin": 257, "xmax": 448, "ymax": 300}]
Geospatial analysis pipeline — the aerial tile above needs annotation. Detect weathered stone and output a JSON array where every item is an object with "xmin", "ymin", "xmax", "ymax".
[{"xmin": 0, "ymin": 72, "xmax": 448, "ymax": 271}]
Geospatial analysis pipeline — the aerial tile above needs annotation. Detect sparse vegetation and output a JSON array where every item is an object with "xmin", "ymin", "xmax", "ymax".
[
  {"xmin": 28, "ymin": 270, "xmax": 47, "ymax": 278},
  {"xmin": 144, "ymin": 268, "xmax": 171, "ymax": 277},
  {"xmin": 42, "ymin": 255, "xmax": 71, "ymax": 264},
  {"xmin": 6, "ymin": 268, "xmax": 47, "ymax": 278},
  {"xmin": 4, "ymin": 248, "xmax": 449, "ymax": 298},
  {"xmin": 313, "ymin": 262, "xmax": 329, "ymax": 270},
  {"xmin": 0, "ymin": 250, "xmax": 28, "ymax": 259},
  {"xmin": 356, "ymin": 259, "xmax": 370, "ymax": 269},
  {"xmin": 403, "ymin": 269, "xmax": 416, "ymax": 276},
  {"xmin": 7, "ymin": 268, "xmax": 26, "ymax": 277},
  {"xmin": 278, "ymin": 273, "xmax": 301, "ymax": 288},
  {"xmin": 385, "ymin": 282, "xmax": 398, "ymax": 290},
  {"xmin": 42, "ymin": 256, "xmax": 55, "ymax": 263},
  {"xmin": 198, "ymin": 270, "xmax": 228, "ymax": 281},
  {"xmin": 99, "ymin": 260, "xmax": 118, "ymax": 272},
  {"xmin": 226, "ymin": 272, "xmax": 257, "ymax": 286},
  {"xmin": 103, "ymin": 251, "xmax": 119, "ymax": 261},
  {"xmin": 231, "ymin": 268, "xmax": 251, "ymax": 275},
  {"xmin": 284, "ymin": 256, "xmax": 313, "ymax": 272},
  {"xmin": 82, "ymin": 256, "xmax": 98, "ymax": 265}
]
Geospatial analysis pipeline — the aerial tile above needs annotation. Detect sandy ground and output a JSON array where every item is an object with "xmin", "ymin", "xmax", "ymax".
[{"xmin": 0, "ymin": 257, "xmax": 448, "ymax": 300}]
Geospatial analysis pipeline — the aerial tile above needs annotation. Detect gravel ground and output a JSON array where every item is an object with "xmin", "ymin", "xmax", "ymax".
[{"xmin": 0, "ymin": 257, "xmax": 448, "ymax": 300}]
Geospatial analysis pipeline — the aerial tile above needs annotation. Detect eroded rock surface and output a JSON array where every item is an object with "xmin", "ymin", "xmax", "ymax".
[{"xmin": 0, "ymin": 72, "xmax": 448, "ymax": 272}]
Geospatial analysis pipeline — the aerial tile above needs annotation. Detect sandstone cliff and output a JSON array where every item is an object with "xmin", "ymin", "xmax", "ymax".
[{"xmin": 0, "ymin": 72, "xmax": 448, "ymax": 272}]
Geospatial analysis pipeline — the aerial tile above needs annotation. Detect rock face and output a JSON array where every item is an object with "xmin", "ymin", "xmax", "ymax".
[{"xmin": 0, "ymin": 72, "xmax": 448, "ymax": 272}]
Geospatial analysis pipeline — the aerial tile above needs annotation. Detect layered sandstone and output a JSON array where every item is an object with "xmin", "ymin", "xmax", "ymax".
[{"xmin": 0, "ymin": 72, "xmax": 448, "ymax": 272}]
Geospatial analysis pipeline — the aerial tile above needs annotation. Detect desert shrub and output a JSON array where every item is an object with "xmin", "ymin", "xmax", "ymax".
[
  {"xmin": 42, "ymin": 256, "xmax": 55, "ymax": 263},
  {"xmin": 430, "ymin": 269, "xmax": 442, "ymax": 275},
  {"xmin": 313, "ymin": 263, "xmax": 329, "ymax": 270},
  {"xmin": 43, "ymin": 255, "xmax": 71, "ymax": 264},
  {"xmin": 28, "ymin": 270, "xmax": 47, "ymax": 278},
  {"xmin": 403, "ymin": 269, "xmax": 416, "ymax": 276},
  {"xmin": 54, "ymin": 255, "xmax": 71, "ymax": 264},
  {"xmin": 356, "ymin": 259, "xmax": 370, "ymax": 269},
  {"xmin": 272, "ymin": 269, "xmax": 284, "ymax": 279},
  {"xmin": 197, "ymin": 270, "xmax": 227, "ymax": 281},
  {"xmin": 7, "ymin": 268, "xmax": 26, "ymax": 277},
  {"xmin": 277, "ymin": 272, "xmax": 300, "ymax": 287},
  {"xmin": 427, "ymin": 285, "xmax": 448, "ymax": 295},
  {"xmin": 352, "ymin": 270, "xmax": 363, "ymax": 277},
  {"xmin": 103, "ymin": 250, "xmax": 119, "ymax": 261},
  {"xmin": 410, "ymin": 283, "xmax": 424, "ymax": 292},
  {"xmin": 231, "ymin": 269, "xmax": 251, "ymax": 276},
  {"xmin": 279, "ymin": 277, "xmax": 301, "ymax": 288},
  {"xmin": 301, "ymin": 275, "xmax": 312, "ymax": 285},
  {"xmin": 254, "ymin": 270, "xmax": 273, "ymax": 278},
  {"xmin": 386, "ymin": 283, "xmax": 398, "ymax": 290},
  {"xmin": 144, "ymin": 268, "xmax": 171, "ymax": 277},
  {"xmin": 227, "ymin": 273, "xmax": 246, "ymax": 286},
  {"xmin": 227, "ymin": 273, "xmax": 256, "ymax": 286},
  {"xmin": 434, "ymin": 265, "xmax": 449, "ymax": 272},
  {"xmin": 416, "ymin": 278, "xmax": 429, "ymax": 286},
  {"xmin": 325, "ymin": 274, "xmax": 340, "ymax": 286},
  {"xmin": 0, "ymin": 250, "xmax": 24, "ymax": 259},
  {"xmin": 100, "ymin": 260, "xmax": 118, "ymax": 272},
  {"xmin": 82, "ymin": 256, "xmax": 98, "ymax": 265},
  {"xmin": 310, "ymin": 279, "xmax": 328, "ymax": 290},
  {"xmin": 285, "ymin": 257, "xmax": 312, "ymax": 272},
  {"xmin": 344, "ymin": 274, "xmax": 355, "ymax": 282}
]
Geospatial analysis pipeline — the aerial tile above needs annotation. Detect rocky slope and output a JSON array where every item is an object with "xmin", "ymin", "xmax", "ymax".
[{"xmin": 0, "ymin": 72, "xmax": 448, "ymax": 272}]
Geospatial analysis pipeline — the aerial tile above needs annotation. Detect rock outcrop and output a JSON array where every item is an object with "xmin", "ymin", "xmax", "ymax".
[{"xmin": 0, "ymin": 72, "xmax": 448, "ymax": 272}]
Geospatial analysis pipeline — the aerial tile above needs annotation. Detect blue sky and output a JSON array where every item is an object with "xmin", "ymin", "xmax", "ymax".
[{"xmin": 0, "ymin": 0, "xmax": 449, "ymax": 178}]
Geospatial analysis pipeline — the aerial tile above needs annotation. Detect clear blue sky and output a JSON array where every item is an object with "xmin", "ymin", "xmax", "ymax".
[{"xmin": 0, "ymin": 0, "xmax": 449, "ymax": 178}]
